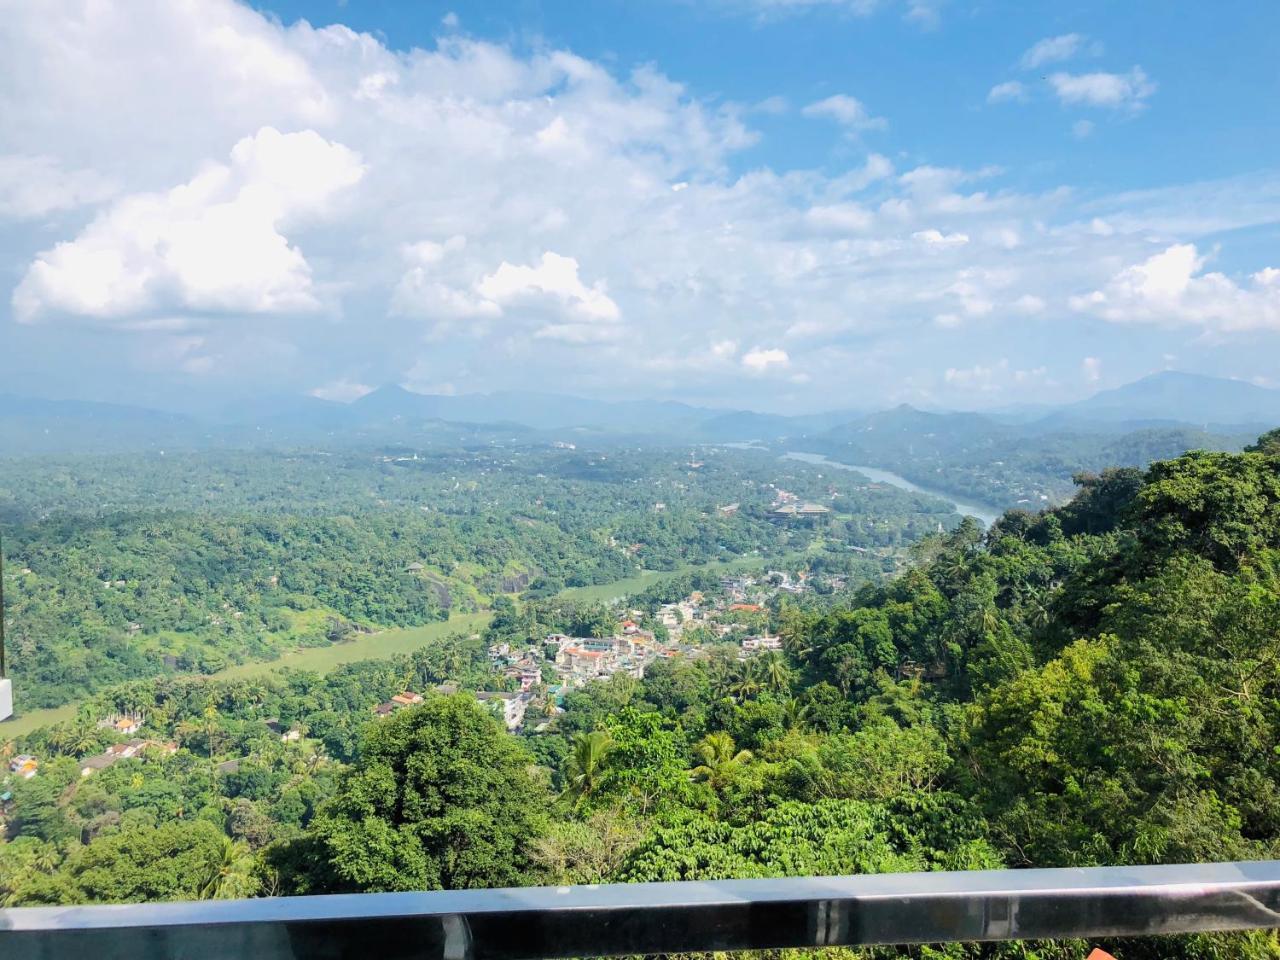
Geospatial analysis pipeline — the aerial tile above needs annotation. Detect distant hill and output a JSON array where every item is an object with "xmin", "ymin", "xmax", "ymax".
[
  {"xmin": 0, "ymin": 394, "xmax": 205, "ymax": 454},
  {"xmin": 2, "ymin": 372, "xmax": 1274, "ymax": 456},
  {"xmin": 348, "ymin": 385, "xmax": 717, "ymax": 434},
  {"xmin": 1053, "ymin": 371, "xmax": 1280, "ymax": 428}
]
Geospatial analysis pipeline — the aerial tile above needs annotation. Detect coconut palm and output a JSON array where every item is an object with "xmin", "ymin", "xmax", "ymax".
[
  {"xmin": 71, "ymin": 725, "xmax": 101, "ymax": 756},
  {"xmin": 29, "ymin": 840, "xmax": 61, "ymax": 874},
  {"xmin": 757, "ymin": 651, "xmax": 793, "ymax": 695},
  {"xmin": 781, "ymin": 697, "xmax": 811, "ymax": 732},
  {"xmin": 561, "ymin": 730, "xmax": 613, "ymax": 810},
  {"xmin": 728, "ymin": 665, "xmax": 763, "ymax": 702},
  {"xmin": 688, "ymin": 732, "xmax": 752, "ymax": 793},
  {"xmin": 197, "ymin": 836, "xmax": 257, "ymax": 900}
]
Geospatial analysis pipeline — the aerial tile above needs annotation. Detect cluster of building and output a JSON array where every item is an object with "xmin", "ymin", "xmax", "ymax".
[
  {"xmin": 79, "ymin": 738, "xmax": 178, "ymax": 777},
  {"xmin": 373, "ymin": 683, "xmax": 534, "ymax": 733},
  {"xmin": 768, "ymin": 487, "xmax": 832, "ymax": 522}
]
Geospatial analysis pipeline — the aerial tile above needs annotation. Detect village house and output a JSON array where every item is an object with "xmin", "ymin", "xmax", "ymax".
[
  {"xmin": 97, "ymin": 713, "xmax": 144, "ymax": 735},
  {"xmin": 475, "ymin": 691, "xmax": 528, "ymax": 731},
  {"xmin": 8, "ymin": 755, "xmax": 38, "ymax": 779},
  {"xmin": 265, "ymin": 719, "xmax": 303, "ymax": 742},
  {"xmin": 80, "ymin": 739, "xmax": 180, "ymax": 776}
]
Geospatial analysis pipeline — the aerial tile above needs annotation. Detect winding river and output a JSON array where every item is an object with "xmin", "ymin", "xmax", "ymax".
[{"xmin": 783, "ymin": 451, "xmax": 1004, "ymax": 527}]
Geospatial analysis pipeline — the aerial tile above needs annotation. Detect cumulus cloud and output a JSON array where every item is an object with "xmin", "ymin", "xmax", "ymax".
[
  {"xmin": 13, "ymin": 127, "xmax": 363, "ymax": 323},
  {"xmin": 1070, "ymin": 244, "xmax": 1280, "ymax": 332},
  {"xmin": 913, "ymin": 228, "xmax": 969, "ymax": 247},
  {"xmin": 1081, "ymin": 356, "xmax": 1102, "ymax": 382},
  {"xmin": 1013, "ymin": 294, "xmax": 1046, "ymax": 315},
  {"xmin": 742, "ymin": 347, "xmax": 790, "ymax": 372},
  {"xmin": 1019, "ymin": 34, "xmax": 1091, "ymax": 70},
  {"xmin": 1, "ymin": 0, "xmax": 1277, "ymax": 408},
  {"xmin": 1049, "ymin": 67, "xmax": 1156, "ymax": 110},
  {"xmin": 987, "ymin": 81, "xmax": 1027, "ymax": 104},
  {"xmin": 801, "ymin": 94, "xmax": 885, "ymax": 131},
  {"xmin": 806, "ymin": 202, "xmax": 874, "ymax": 233},
  {"xmin": 478, "ymin": 252, "xmax": 621, "ymax": 322}
]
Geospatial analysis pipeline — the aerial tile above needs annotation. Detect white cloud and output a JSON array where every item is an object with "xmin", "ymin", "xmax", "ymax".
[
  {"xmin": 534, "ymin": 322, "xmax": 626, "ymax": 343},
  {"xmin": 0, "ymin": 155, "xmax": 117, "ymax": 219},
  {"xmin": 1049, "ymin": 67, "xmax": 1156, "ymax": 110},
  {"xmin": 477, "ymin": 252, "xmax": 621, "ymax": 321},
  {"xmin": 801, "ymin": 94, "xmax": 885, "ymax": 131},
  {"xmin": 1070, "ymin": 243, "xmax": 1280, "ymax": 332},
  {"xmin": 13, "ymin": 127, "xmax": 364, "ymax": 323},
  {"xmin": 1013, "ymin": 294, "xmax": 1046, "ymax": 314},
  {"xmin": 806, "ymin": 202, "xmax": 874, "ymax": 233},
  {"xmin": 742, "ymin": 347, "xmax": 790, "ymax": 372},
  {"xmin": 2, "ymin": 0, "xmax": 1277, "ymax": 408},
  {"xmin": 913, "ymin": 228, "xmax": 969, "ymax": 247},
  {"xmin": 1020, "ymin": 34, "xmax": 1090, "ymax": 70},
  {"xmin": 310, "ymin": 378, "xmax": 374, "ymax": 402},
  {"xmin": 1081, "ymin": 356, "xmax": 1102, "ymax": 382},
  {"xmin": 403, "ymin": 235, "xmax": 467, "ymax": 265},
  {"xmin": 1072, "ymin": 119, "xmax": 1096, "ymax": 139},
  {"xmin": 723, "ymin": 0, "xmax": 943, "ymax": 28},
  {"xmin": 987, "ymin": 81, "xmax": 1027, "ymax": 104}
]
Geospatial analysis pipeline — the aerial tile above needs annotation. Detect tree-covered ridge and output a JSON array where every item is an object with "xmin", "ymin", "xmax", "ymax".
[
  {"xmin": 3, "ymin": 436, "xmax": 1279, "ymax": 958},
  {"xmin": 1, "ymin": 446, "xmax": 953, "ymax": 707}
]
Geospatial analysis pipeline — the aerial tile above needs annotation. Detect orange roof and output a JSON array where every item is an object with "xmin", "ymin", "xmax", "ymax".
[{"xmin": 730, "ymin": 603, "xmax": 763, "ymax": 612}]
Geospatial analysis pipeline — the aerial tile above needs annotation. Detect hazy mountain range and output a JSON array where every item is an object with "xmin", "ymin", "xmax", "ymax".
[{"xmin": 1, "ymin": 371, "xmax": 1277, "ymax": 456}]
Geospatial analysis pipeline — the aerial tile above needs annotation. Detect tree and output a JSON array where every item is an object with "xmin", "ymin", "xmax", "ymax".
[
  {"xmin": 54, "ymin": 821, "xmax": 230, "ymax": 904},
  {"xmin": 561, "ymin": 731, "xmax": 613, "ymax": 811},
  {"xmin": 1245, "ymin": 428, "xmax": 1280, "ymax": 456},
  {"xmin": 197, "ymin": 835, "xmax": 258, "ymax": 900},
  {"xmin": 756, "ymin": 651, "xmax": 793, "ymax": 696},
  {"xmin": 299, "ymin": 695, "xmax": 550, "ymax": 892},
  {"xmin": 688, "ymin": 732, "xmax": 752, "ymax": 794}
]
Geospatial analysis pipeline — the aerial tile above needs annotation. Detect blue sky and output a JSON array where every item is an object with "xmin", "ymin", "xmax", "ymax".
[{"xmin": 2, "ymin": 0, "xmax": 1278, "ymax": 413}]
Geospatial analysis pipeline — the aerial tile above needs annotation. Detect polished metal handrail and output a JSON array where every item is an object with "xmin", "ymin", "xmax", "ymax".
[{"xmin": 2, "ymin": 861, "xmax": 1279, "ymax": 960}]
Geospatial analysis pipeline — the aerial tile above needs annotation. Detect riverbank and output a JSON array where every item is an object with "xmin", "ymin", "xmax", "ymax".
[{"xmin": 782, "ymin": 451, "xmax": 1004, "ymax": 527}]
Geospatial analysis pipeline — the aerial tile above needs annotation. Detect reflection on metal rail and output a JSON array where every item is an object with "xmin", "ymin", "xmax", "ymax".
[{"xmin": 2, "ymin": 861, "xmax": 1279, "ymax": 960}]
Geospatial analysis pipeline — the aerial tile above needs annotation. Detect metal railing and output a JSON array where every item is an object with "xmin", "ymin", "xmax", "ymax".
[{"xmin": 2, "ymin": 861, "xmax": 1279, "ymax": 960}]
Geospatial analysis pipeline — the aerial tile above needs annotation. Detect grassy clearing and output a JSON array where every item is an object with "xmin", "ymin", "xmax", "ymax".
[{"xmin": 1, "ymin": 612, "xmax": 493, "ymax": 739}]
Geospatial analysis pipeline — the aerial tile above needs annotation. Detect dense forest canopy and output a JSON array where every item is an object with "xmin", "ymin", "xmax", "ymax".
[
  {"xmin": 1, "ymin": 435, "xmax": 1279, "ymax": 958},
  {"xmin": 0, "ymin": 446, "xmax": 950, "ymax": 707}
]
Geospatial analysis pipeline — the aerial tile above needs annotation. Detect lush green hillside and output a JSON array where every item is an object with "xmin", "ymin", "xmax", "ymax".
[
  {"xmin": 4, "ymin": 432, "xmax": 1279, "ymax": 957},
  {"xmin": 0, "ymin": 446, "xmax": 950, "ymax": 707}
]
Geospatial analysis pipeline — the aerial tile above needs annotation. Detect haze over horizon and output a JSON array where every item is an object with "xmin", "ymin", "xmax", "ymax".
[{"xmin": 2, "ymin": 0, "xmax": 1279, "ymax": 415}]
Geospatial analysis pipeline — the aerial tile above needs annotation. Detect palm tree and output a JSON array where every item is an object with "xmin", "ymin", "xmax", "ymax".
[
  {"xmin": 781, "ymin": 697, "xmax": 811, "ymax": 732},
  {"xmin": 29, "ymin": 840, "xmax": 61, "ymax": 874},
  {"xmin": 728, "ymin": 665, "xmax": 763, "ymax": 702},
  {"xmin": 197, "ymin": 836, "xmax": 257, "ymax": 900},
  {"xmin": 561, "ymin": 731, "xmax": 613, "ymax": 810},
  {"xmin": 688, "ymin": 732, "xmax": 752, "ymax": 793},
  {"xmin": 71, "ymin": 725, "xmax": 101, "ymax": 756},
  {"xmin": 44, "ymin": 725, "xmax": 73, "ymax": 755},
  {"xmin": 757, "ymin": 651, "xmax": 793, "ymax": 695}
]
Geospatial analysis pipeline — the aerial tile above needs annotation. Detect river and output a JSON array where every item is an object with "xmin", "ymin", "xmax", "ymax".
[{"xmin": 783, "ymin": 451, "xmax": 1003, "ymax": 527}]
